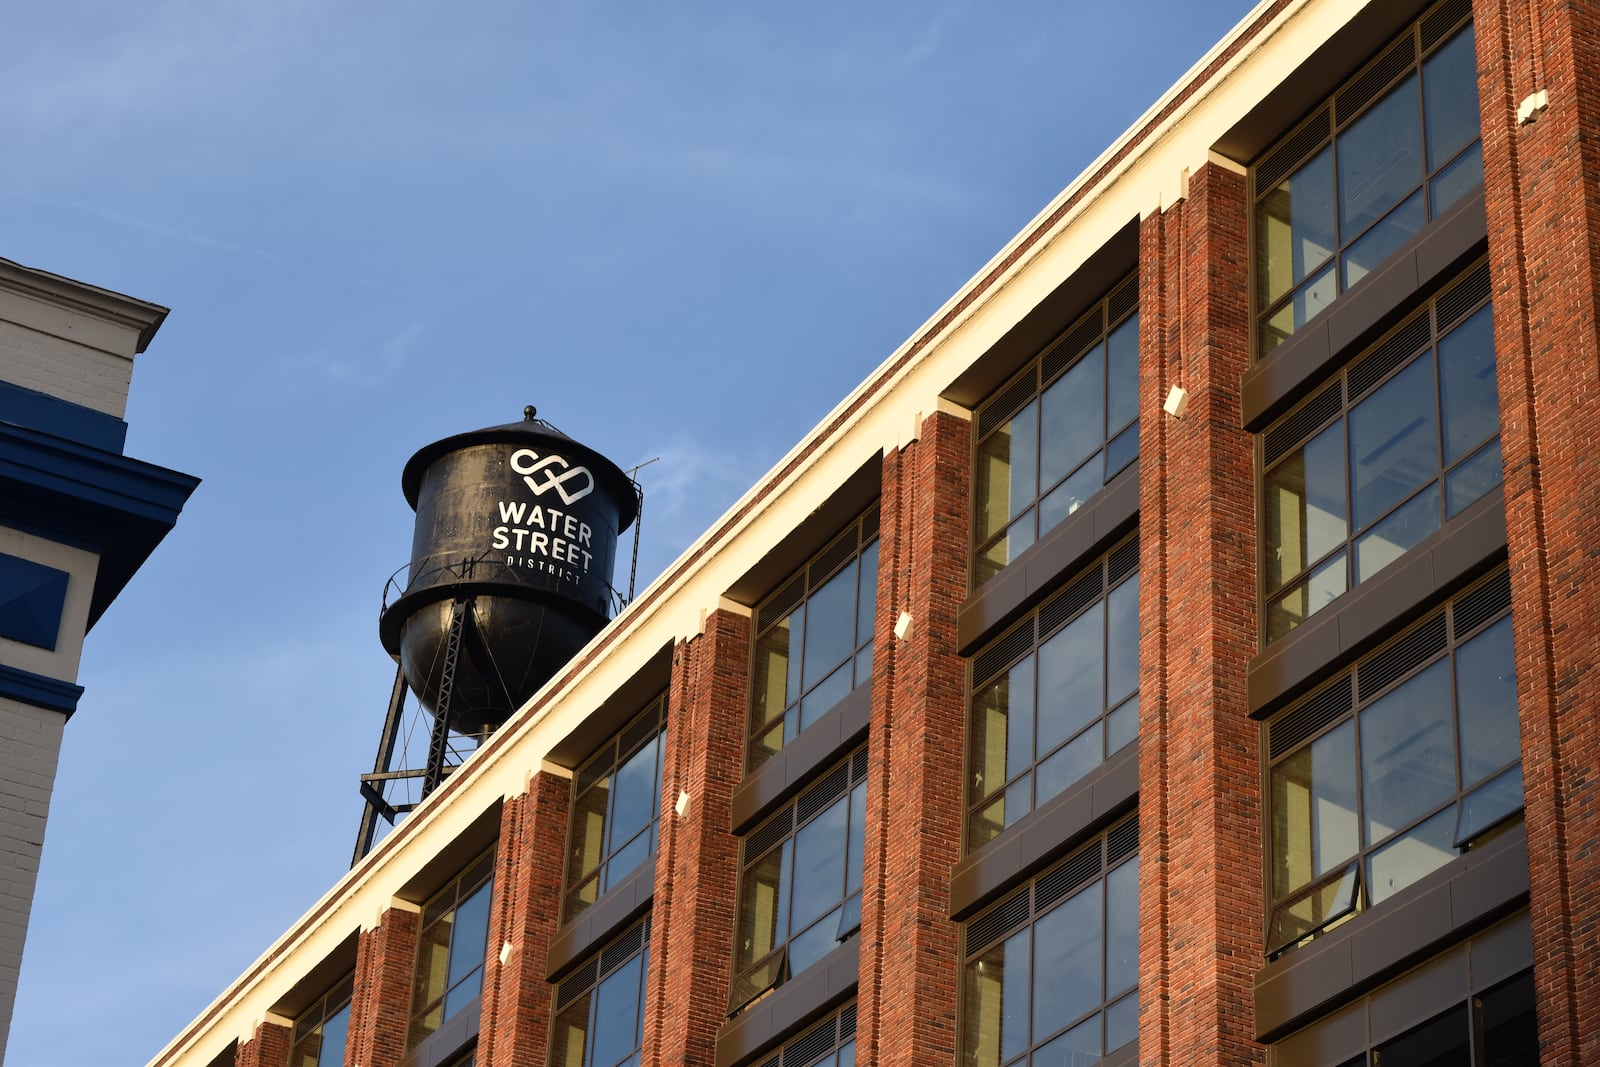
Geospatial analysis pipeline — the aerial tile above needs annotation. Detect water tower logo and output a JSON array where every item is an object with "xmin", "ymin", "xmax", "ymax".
[{"xmin": 510, "ymin": 447, "xmax": 595, "ymax": 505}]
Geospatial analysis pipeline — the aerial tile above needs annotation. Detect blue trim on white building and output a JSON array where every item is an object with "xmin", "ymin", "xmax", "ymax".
[
  {"xmin": 0, "ymin": 379, "xmax": 128, "ymax": 453},
  {"xmin": 0, "ymin": 663, "xmax": 83, "ymax": 715}
]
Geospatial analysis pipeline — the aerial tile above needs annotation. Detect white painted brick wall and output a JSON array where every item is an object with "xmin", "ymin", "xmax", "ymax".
[
  {"xmin": 0, "ymin": 320, "xmax": 133, "ymax": 419},
  {"xmin": 0, "ymin": 701, "xmax": 64, "ymax": 1064}
]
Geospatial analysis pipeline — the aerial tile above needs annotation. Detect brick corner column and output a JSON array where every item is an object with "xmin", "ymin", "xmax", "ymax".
[
  {"xmin": 642, "ymin": 608, "xmax": 748, "ymax": 1067},
  {"xmin": 856, "ymin": 407, "xmax": 971, "ymax": 1067},
  {"xmin": 478, "ymin": 771, "xmax": 570, "ymax": 1067},
  {"xmin": 1474, "ymin": 1, "xmax": 1600, "ymax": 1062},
  {"xmin": 234, "ymin": 1020, "xmax": 291, "ymax": 1067},
  {"xmin": 347, "ymin": 901, "xmax": 421, "ymax": 1067},
  {"xmin": 1137, "ymin": 160, "xmax": 1263, "ymax": 1067}
]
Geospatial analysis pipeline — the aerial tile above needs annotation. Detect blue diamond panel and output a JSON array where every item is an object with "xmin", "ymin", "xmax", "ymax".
[{"xmin": 0, "ymin": 553, "xmax": 71, "ymax": 651}]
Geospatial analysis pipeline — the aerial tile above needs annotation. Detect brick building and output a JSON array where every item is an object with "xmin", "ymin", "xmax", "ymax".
[
  {"xmin": 0, "ymin": 259, "xmax": 198, "ymax": 1062},
  {"xmin": 150, "ymin": 0, "xmax": 1598, "ymax": 1063}
]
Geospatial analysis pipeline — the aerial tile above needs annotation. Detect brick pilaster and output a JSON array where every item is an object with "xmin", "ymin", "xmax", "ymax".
[
  {"xmin": 347, "ymin": 903, "xmax": 420, "ymax": 1067},
  {"xmin": 479, "ymin": 773, "xmax": 569, "ymax": 1067},
  {"xmin": 641, "ymin": 610, "xmax": 747, "ymax": 1067},
  {"xmin": 855, "ymin": 410, "xmax": 970, "ymax": 1067},
  {"xmin": 1137, "ymin": 162, "xmax": 1262, "ymax": 1067},
  {"xmin": 233, "ymin": 1020, "xmax": 290, "ymax": 1067},
  {"xmin": 1475, "ymin": 1, "xmax": 1600, "ymax": 1061}
]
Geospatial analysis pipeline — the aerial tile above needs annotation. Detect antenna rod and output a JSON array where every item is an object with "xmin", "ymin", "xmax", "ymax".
[{"xmin": 623, "ymin": 458, "xmax": 658, "ymax": 604}]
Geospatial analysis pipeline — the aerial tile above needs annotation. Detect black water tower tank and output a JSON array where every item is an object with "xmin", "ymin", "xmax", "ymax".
[{"xmin": 379, "ymin": 408, "xmax": 638, "ymax": 734}]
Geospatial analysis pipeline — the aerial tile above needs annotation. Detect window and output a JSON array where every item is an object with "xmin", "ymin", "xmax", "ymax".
[
  {"xmin": 1261, "ymin": 261, "xmax": 1498, "ymax": 643},
  {"xmin": 410, "ymin": 849, "xmax": 495, "ymax": 1047},
  {"xmin": 962, "ymin": 816, "xmax": 1139, "ymax": 1066},
  {"xmin": 1312, "ymin": 970, "xmax": 1537, "ymax": 1066},
  {"xmin": 967, "ymin": 535, "xmax": 1139, "ymax": 849},
  {"xmin": 750, "ymin": 508, "xmax": 879, "ymax": 768},
  {"xmin": 290, "ymin": 974, "xmax": 352, "ymax": 1067},
  {"xmin": 1266, "ymin": 568, "xmax": 1520, "ymax": 959},
  {"xmin": 564, "ymin": 694, "xmax": 667, "ymax": 921},
  {"xmin": 730, "ymin": 748, "xmax": 868, "ymax": 1014},
  {"xmin": 1254, "ymin": 0, "xmax": 1480, "ymax": 355},
  {"xmin": 973, "ymin": 275, "xmax": 1139, "ymax": 584},
  {"xmin": 551, "ymin": 916, "xmax": 650, "ymax": 1067},
  {"xmin": 755, "ymin": 1003, "xmax": 857, "ymax": 1067}
]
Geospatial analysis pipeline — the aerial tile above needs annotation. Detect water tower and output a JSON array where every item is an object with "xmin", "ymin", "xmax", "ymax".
[{"xmin": 353, "ymin": 407, "xmax": 639, "ymax": 862}]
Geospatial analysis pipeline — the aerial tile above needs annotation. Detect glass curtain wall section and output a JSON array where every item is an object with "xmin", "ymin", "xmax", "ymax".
[
  {"xmin": 1260, "ymin": 260, "xmax": 1499, "ymax": 643},
  {"xmin": 290, "ymin": 974, "xmax": 353, "ymax": 1067},
  {"xmin": 1254, "ymin": 0, "xmax": 1481, "ymax": 356},
  {"xmin": 749, "ymin": 508, "xmax": 879, "ymax": 769},
  {"xmin": 962, "ymin": 817, "xmax": 1139, "ymax": 1067},
  {"xmin": 550, "ymin": 916, "xmax": 651, "ymax": 1067},
  {"xmin": 752, "ymin": 1003, "xmax": 857, "ymax": 1067},
  {"xmin": 730, "ymin": 749, "xmax": 869, "ymax": 1015},
  {"xmin": 564, "ymin": 694, "xmax": 668, "ymax": 920},
  {"xmin": 1265, "ymin": 567, "xmax": 1521, "ymax": 959},
  {"xmin": 409, "ymin": 849, "xmax": 496, "ymax": 1047},
  {"xmin": 967, "ymin": 535, "xmax": 1139, "ymax": 849},
  {"xmin": 1310, "ymin": 970, "xmax": 1537, "ymax": 1066},
  {"xmin": 973, "ymin": 275, "xmax": 1139, "ymax": 585}
]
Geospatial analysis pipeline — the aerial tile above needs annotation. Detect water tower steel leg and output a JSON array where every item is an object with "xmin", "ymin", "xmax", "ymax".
[
  {"xmin": 352, "ymin": 664, "xmax": 411, "ymax": 866},
  {"xmin": 422, "ymin": 597, "xmax": 470, "ymax": 799}
]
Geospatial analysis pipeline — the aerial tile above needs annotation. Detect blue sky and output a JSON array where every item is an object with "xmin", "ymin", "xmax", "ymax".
[{"xmin": 4, "ymin": 2, "xmax": 1251, "ymax": 1062}]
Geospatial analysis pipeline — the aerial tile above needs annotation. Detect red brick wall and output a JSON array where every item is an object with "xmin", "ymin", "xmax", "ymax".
[
  {"xmin": 855, "ymin": 410, "xmax": 970, "ymax": 1067},
  {"xmin": 233, "ymin": 1021, "xmax": 289, "ymax": 1067},
  {"xmin": 641, "ymin": 609, "xmax": 748, "ymax": 1067},
  {"xmin": 1476, "ymin": 1, "xmax": 1600, "ymax": 1062},
  {"xmin": 347, "ymin": 903, "xmax": 419, "ymax": 1067},
  {"xmin": 1137, "ymin": 162, "xmax": 1263, "ymax": 1067},
  {"xmin": 478, "ymin": 774, "xmax": 569, "ymax": 1067}
]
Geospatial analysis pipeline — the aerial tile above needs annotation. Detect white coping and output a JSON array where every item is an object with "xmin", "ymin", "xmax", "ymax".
[
  {"xmin": 149, "ymin": 0, "xmax": 1370, "ymax": 1061},
  {"xmin": 0, "ymin": 259, "xmax": 168, "ymax": 419}
]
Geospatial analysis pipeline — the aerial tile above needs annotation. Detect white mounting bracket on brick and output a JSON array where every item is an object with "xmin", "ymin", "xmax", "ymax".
[{"xmin": 1518, "ymin": 88, "xmax": 1549, "ymax": 125}]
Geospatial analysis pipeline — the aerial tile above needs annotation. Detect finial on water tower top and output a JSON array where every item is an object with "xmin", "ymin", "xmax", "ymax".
[{"xmin": 524, "ymin": 405, "xmax": 537, "ymax": 421}]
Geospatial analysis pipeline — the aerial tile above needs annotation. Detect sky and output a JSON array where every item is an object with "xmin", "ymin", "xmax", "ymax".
[{"xmin": 4, "ymin": 2, "xmax": 1251, "ymax": 1063}]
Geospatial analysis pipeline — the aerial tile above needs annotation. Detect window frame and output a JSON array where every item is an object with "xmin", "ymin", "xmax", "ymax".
[
  {"xmin": 1263, "ymin": 566, "xmax": 1521, "ymax": 960},
  {"xmin": 754, "ymin": 1002, "xmax": 858, "ymax": 1067},
  {"xmin": 960, "ymin": 815, "xmax": 1140, "ymax": 1067},
  {"xmin": 748, "ymin": 507, "xmax": 880, "ymax": 770},
  {"xmin": 1257, "ymin": 258, "xmax": 1498, "ymax": 644},
  {"xmin": 549, "ymin": 915, "xmax": 651, "ymax": 1067},
  {"xmin": 971, "ymin": 274, "xmax": 1140, "ymax": 586},
  {"xmin": 408, "ymin": 848, "xmax": 496, "ymax": 1048},
  {"xmin": 1251, "ymin": 0, "xmax": 1480, "ymax": 358},
  {"xmin": 965, "ymin": 533, "xmax": 1140, "ymax": 851},
  {"xmin": 290, "ymin": 973, "xmax": 353, "ymax": 1067},
  {"xmin": 1275, "ymin": 967, "xmax": 1536, "ymax": 1066},
  {"xmin": 562, "ymin": 693, "xmax": 668, "ymax": 922},
  {"xmin": 729, "ymin": 747, "xmax": 869, "ymax": 1016}
]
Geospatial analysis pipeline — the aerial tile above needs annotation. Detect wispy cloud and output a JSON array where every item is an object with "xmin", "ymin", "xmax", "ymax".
[
  {"xmin": 323, "ymin": 320, "xmax": 426, "ymax": 390},
  {"xmin": 624, "ymin": 433, "xmax": 775, "ymax": 587}
]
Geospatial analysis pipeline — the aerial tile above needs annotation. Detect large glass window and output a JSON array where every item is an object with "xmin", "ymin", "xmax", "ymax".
[
  {"xmin": 973, "ymin": 275, "xmax": 1139, "ymax": 585},
  {"xmin": 1254, "ymin": 0, "xmax": 1480, "ymax": 355},
  {"xmin": 750, "ymin": 508, "xmax": 879, "ymax": 768},
  {"xmin": 1266, "ymin": 568, "xmax": 1520, "ymax": 959},
  {"xmin": 410, "ymin": 849, "xmax": 495, "ymax": 1047},
  {"xmin": 962, "ymin": 816, "xmax": 1139, "ymax": 1067},
  {"xmin": 290, "ymin": 974, "xmax": 352, "ymax": 1067},
  {"xmin": 1261, "ymin": 260, "xmax": 1498, "ymax": 643},
  {"xmin": 550, "ymin": 916, "xmax": 650, "ymax": 1067},
  {"xmin": 730, "ymin": 748, "xmax": 868, "ymax": 1015},
  {"xmin": 967, "ymin": 535, "xmax": 1139, "ymax": 849},
  {"xmin": 564, "ymin": 694, "xmax": 667, "ymax": 921},
  {"xmin": 1310, "ymin": 970, "xmax": 1537, "ymax": 1066},
  {"xmin": 755, "ymin": 1003, "xmax": 857, "ymax": 1067}
]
